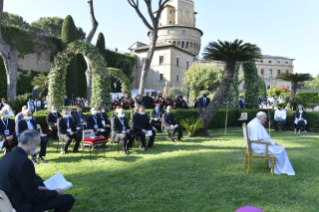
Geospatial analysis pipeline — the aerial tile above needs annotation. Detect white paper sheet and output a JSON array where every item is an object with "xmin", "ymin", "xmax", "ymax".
[
  {"xmin": 0, "ymin": 141, "xmax": 3, "ymax": 149},
  {"xmin": 44, "ymin": 172, "xmax": 73, "ymax": 190},
  {"xmin": 146, "ymin": 130, "xmax": 153, "ymax": 137}
]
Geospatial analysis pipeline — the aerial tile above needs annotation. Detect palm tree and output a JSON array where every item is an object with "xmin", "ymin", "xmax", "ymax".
[
  {"xmin": 276, "ymin": 73, "xmax": 313, "ymax": 110},
  {"xmin": 31, "ymin": 72, "xmax": 49, "ymax": 98},
  {"xmin": 196, "ymin": 39, "xmax": 262, "ymax": 136}
]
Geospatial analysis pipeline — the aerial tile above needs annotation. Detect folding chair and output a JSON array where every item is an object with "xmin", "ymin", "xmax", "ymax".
[{"xmin": 81, "ymin": 129, "xmax": 108, "ymax": 160}]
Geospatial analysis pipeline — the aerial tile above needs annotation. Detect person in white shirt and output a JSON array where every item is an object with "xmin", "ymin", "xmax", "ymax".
[
  {"xmin": 272, "ymin": 104, "xmax": 286, "ymax": 131},
  {"xmin": 34, "ymin": 98, "xmax": 41, "ymax": 112},
  {"xmin": 247, "ymin": 111, "xmax": 295, "ymax": 175}
]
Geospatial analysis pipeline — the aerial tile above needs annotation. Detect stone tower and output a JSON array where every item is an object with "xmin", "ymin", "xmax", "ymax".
[{"xmin": 153, "ymin": 0, "xmax": 203, "ymax": 56}]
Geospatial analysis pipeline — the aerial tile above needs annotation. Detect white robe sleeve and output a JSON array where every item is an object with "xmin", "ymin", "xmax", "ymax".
[{"xmin": 259, "ymin": 138, "xmax": 275, "ymax": 146}]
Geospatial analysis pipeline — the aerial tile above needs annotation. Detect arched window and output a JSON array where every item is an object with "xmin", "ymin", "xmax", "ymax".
[
  {"xmin": 177, "ymin": 41, "xmax": 180, "ymax": 46},
  {"xmin": 173, "ymin": 41, "xmax": 176, "ymax": 46},
  {"xmin": 190, "ymin": 42, "xmax": 193, "ymax": 48},
  {"xmin": 182, "ymin": 41, "xmax": 185, "ymax": 48},
  {"xmin": 186, "ymin": 42, "xmax": 189, "ymax": 49}
]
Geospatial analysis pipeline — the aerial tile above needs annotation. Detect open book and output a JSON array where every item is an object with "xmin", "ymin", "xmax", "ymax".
[{"xmin": 44, "ymin": 172, "xmax": 73, "ymax": 190}]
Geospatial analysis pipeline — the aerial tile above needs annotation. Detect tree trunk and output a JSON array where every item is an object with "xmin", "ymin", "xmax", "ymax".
[
  {"xmin": 195, "ymin": 61, "xmax": 236, "ymax": 136},
  {"xmin": 285, "ymin": 81, "xmax": 297, "ymax": 110},
  {"xmin": 0, "ymin": 0, "xmax": 18, "ymax": 100},
  {"xmin": 85, "ymin": 0, "xmax": 98, "ymax": 102},
  {"xmin": 138, "ymin": 30, "xmax": 158, "ymax": 95}
]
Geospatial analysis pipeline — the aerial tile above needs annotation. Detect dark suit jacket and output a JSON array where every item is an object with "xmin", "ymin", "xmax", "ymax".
[
  {"xmin": 57, "ymin": 117, "xmax": 76, "ymax": 135},
  {"xmin": 16, "ymin": 119, "xmax": 37, "ymax": 138},
  {"xmin": 198, "ymin": 97, "xmax": 211, "ymax": 108},
  {"xmin": 46, "ymin": 112, "xmax": 62, "ymax": 127},
  {"xmin": 0, "ymin": 118, "xmax": 16, "ymax": 138},
  {"xmin": 73, "ymin": 111, "xmax": 86, "ymax": 125},
  {"xmin": 150, "ymin": 108, "xmax": 165, "ymax": 121},
  {"xmin": 0, "ymin": 147, "xmax": 58, "ymax": 212},
  {"xmin": 64, "ymin": 98, "xmax": 71, "ymax": 106},
  {"xmin": 111, "ymin": 116, "xmax": 130, "ymax": 142},
  {"xmin": 163, "ymin": 113, "xmax": 176, "ymax": 129},
  {"xmin": 295, "ymin": 110, "xmax": 307, "ymax": 120},
  {"xmin": 132, "ymin": 113, "xmax": 152, "ymax": 132},
  {"xmin": 87, "ymin": 115, "xmax": 102, "ymax": 131},
  {"xmin": 142, "ymin": 96, "xmax": 154, "ymax": 109},
  {"xmin": 97, "ymin": 113, "xmax": 110, "ymax": 126}
]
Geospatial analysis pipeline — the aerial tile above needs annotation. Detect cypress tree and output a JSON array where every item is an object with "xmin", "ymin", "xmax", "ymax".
[
  {"xmin": 242, "ymin": 61, "xmax": 260, "ymax": 108},
  {"xmin": 61, "ymin": 15, "xmax": 78, "ymax": 98},
  {"xmin": 96, "ymin": 33, "xmax": 106, "ymax": 56}
]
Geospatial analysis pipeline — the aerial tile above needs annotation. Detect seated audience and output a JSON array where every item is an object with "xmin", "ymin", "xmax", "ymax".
[
  {"xmin": 111, "ymin": 108, "xmax": 134, "ymax": 155},
  {"xmin": 0, "ymin": 130, "xmax": 75, "ymax": 212},
  {"xmin": 272, "ymin": 104, "xmax": 286, "ymax": 131},
  {"xmin": 46, "ymin": 106, "xmax": 62, "ymax": 140},
  {"xmin": 163, "ymin": 106, "xmax": 183, "ymax": 143},
  {"xmin": 150, "ymin": 103, "xmax": 165, "ymax": 127},
  {"xmin": 64, "ymin": 96, "xmax": 71, "ymax": 106},
  {"xmin": 294, "ymin": 104, "xmax": 307, "ymax": 134},
  {"xmin": 0, "ymin": 109, "xmax": 18, "ymax": 154},
  {"xmin": 15, "ymin": 105, "xmax": 28, "ymax": 123},
  {"xmin": 132, "ymin": 105, "xmax": 157, "ymax": 150},
  {"xmin": 16, "ymin": 109, "xmax": 48, "ymax": 164},
  {"xmin": 142, "ymin": 92, "xmax": 154, "ymax": 109},
  {"xmin": 87, "ymin": 107, "xmax": 110, "ymax": 139},
  {"xmin": 247, "ymin": 112, "xmax": 295, "ymax": 175},
  {"xmin": 97, "ymin": 106, "xmax": 111, "ymax": 138},
  {"xmin": 73, "ymin": 106, "xmax": 86, "ymax": 127},
  {"xmin": 58, "ymin": 109, "xmax": 82, "ymax": 154}
]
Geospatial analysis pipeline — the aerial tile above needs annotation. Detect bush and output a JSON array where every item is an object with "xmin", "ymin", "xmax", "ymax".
[
  {"xmin": 267, "ymin": 87, "xmax": 281, "ymax": 98},
  {"xmin": 295, "ymin": 92, "xmax": 319, "ymax": 108},
  {"xmin": 180, "ymin": 117, "xmax": 204, "ymax": 136},
  {"xmin": 8, "ymin": 93, "xmax": 32, "ymax": 113}
]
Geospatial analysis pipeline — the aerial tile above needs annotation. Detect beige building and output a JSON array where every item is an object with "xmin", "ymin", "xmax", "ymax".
[
  {"xmin": 130, "ymin": 0, "xmax": 202, "ymax": 91},
  {"xmin": 130, "ymin": 0, "xmax": 294, "ymax": 93}
]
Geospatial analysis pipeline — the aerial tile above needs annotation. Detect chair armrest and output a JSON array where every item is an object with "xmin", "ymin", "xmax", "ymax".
[{"xmin": 250, "ymin": 140, "xmax": 270, "ymax": 156}]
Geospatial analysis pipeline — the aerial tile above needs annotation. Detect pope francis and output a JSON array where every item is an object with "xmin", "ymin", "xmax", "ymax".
[{"xmin": 247, "ymin": 111, "xmax": 295, "ymax": 175}]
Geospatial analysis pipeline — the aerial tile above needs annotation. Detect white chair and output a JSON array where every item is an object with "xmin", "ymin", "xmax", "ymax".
[
  {"xmin": 305, "ymin": 108, "xmax": 313, "ymax": 112},
  {"xmin": 237, "ymin": 112, "xmax": 248, "ymax": 123},
  {"xmin": 313, "ymin": 106, "xmax": 319, "ymax": 112},
  {"xmin": 0, "ymin": 190, "xmax": 16, "ymax": 212}
]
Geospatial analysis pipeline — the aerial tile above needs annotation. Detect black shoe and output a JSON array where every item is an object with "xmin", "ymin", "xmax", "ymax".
[
  {"xmin": 73, "ymin": 149, "xmax": 80, "ymax": 153},
  {"xmin": 31, "ymin": 159, "xmax": 39, "ymax": 165},
  {"xmin": 143, "ymin": 147, "xmax": 147, "ymax": 151},
  {"xmin": 38, "ymin": 157, "xmax": 46, "ymax": 163},
  {"xmin": 123, "ymin": 151, "xmax": 129, "ymax": 156},
  {"xmin": 53, "ymin": 137, "xmax": 58, "ymax": 140},
  {"xmin": 178, "ymin": 139, "xmax": 183, "ymax": 142},
  {"xmin": 171, "ymin": 139, "xmax": 175, "ymax": 143}
]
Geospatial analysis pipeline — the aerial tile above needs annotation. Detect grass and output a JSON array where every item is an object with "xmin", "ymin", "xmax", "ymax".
[{"xmin": 3, "ymin": 127, "xmax": 319, "ymax": 212}]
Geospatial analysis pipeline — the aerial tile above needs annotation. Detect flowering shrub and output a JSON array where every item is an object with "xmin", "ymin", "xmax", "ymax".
[{"xmin": 276, "ymin": 85, "xmax": 291, "ymax": 93}]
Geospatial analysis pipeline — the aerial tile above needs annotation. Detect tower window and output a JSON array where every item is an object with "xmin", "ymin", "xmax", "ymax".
[
  {"xmin": 269, "ymin": 69, "xmax": 272, "ymax": 75},
  {"xmin": 158, "ymin": 73, "xmax": 164, "ymax": 81},
  {"xmin": 182, "ymin": 30, "xmax": 186, "ymax": 35},
  {"xmin": 277, "ymin": 61, "xmax": 280, "ymax": 64},
  {"xmin": 176, "ymin": 74, "xmax": 180, "ymax": 82},
  {"xmin": 169, "ymin": 21, "xmax": 172, "ymax": 24},
  {"xmin": 167, "ymin": 30, "xmax": 171, "ymax": 35},
  {"xmin": 186, "ymin": 42, "xmax": 189, "ymax": 49},
  {"xmin": 182, "ymin": 41, "xmax": 185, "ymax": 48},
  {"xmin": 268, "ymin": 61, "xmax": 272, "ymax": 63},
  {"xmin": 159, "ymin": 56, "xmax": 164, "ymax": 65},
  {"xmin": 176, "ymin": 58, "xmax": 180, "ymax": 67},
  {"xmin": 261, "ymin": 69, "xmax": 264, "ymax": 75},
  {"xmin": 173, "ymin": 41, "xmax": 176, "ymax": 46},
  {"xmin": 196, "ymin": 33, "xmax": 198, "ymax": 37},
  {"xmin": 278, "ymin": 70, "xmax": 281, "ymax": 74},
  {"xmin": 187, "ymin": 61, "xmax": 190, "ymax": 70},
  {"xmin": 285, "ymin": 61, "xmax": 289, "ymax": 65},
  {"xmin": 286, "ymin": 70, "xmax": 289, "ymax": 74}
]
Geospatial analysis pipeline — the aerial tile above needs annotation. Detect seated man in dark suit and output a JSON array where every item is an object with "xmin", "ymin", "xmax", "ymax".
[
  {"xmin": 87, "ymin": 107, "xmax": 110, "ymax": 139},
  {"xmin": 142, "ymin": 92, "xmax": 154, "ymax": 109},
  {"xmin": 58, "ymin": 109, "xmax": 82, "ymax": 154},
  {"xmin": 73, "ymin": 106, "xmax": 86, "ymax": 127},
  {"xmin": 15, "ymin": 105, "xmax": 27, "ymax": 123},
  {"xmin": 163, "ymin": 106, "xmax": 183, "ymax": 143},
  {"xmin": 132, "ymin": 105, "xmax": 157, "ymax": 151},
  {"xmin": 198, "ymin": 92, "xmax": 211, "ymax": 113},
  {"xmin": 111, "ymin": 108, "xmax": 134, "ymax": 155},
  {"xmin": 46, "ymin": 106, "xmax": 62, "ymax": 139},
  {"xmin": 16, "ymin": 109, "xmax": 48, "ymax": 164},
  {"xmin": 150, "ymin": 103, "xmax": 165, "ymax": 129},
  {"xmin": 0, "ymin": 130, "xmax": 74, "ymax": 212},
  {"xmin": 0, "ymin": 108, "xmax": 18, "ymax": 154},
  {"xmin": 97, "ymin": 106, "xmax": 111, "ymax": 138}
]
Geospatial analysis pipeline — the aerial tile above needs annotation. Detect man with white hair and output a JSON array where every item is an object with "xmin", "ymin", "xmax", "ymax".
[
  {"xmin": 0, "ymin": 109, "xmax": 18, "ymax": 154},
  {"xmin": 15, "ymin": 105, "xmax": 28, "ymax": 123},
  {"xmin": 247, "ymin": 111, "xmax": 295, "ymax": 175}
]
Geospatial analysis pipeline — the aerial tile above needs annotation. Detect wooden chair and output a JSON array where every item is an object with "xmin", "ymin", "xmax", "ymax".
[
  {"xmin": 242, "ymin": 123, "xmax": 276, "ymax": 175},
  {"xmin": 81, "ymin": 129, "xmax": 108, "ymax": 160},
  {"xmin": 37, "ymin": 124, "xmax": 49, "ymax": 147}
]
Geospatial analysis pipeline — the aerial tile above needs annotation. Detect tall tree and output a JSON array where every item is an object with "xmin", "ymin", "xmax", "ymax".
[
  {"xmin": 61, "ymin": 15, "xmax": 78, "ymax": 98},
  {"xmin": 0, "ymin": 0, "xmax": 19, "ymax": 100},
  {"xmin": 242, "ymin": 60, "xmax": 260, "ymax": 108},
  {"xmin": 128, "ymin": 0, "xmax": 169, "ymax": 95},
  {"xmin": 196, "ymin": 39, "xmax": 262, "ymax": 136},
  {"xmin": 84, "ymin": 0, "xmax": 99, "ymax": 102},
  {"xmin": 276, "ymin": 73, "xmax": 313, "ymax": 110}
]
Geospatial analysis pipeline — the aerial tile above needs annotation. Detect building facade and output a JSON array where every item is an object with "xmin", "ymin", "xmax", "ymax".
[{"xmin": 129, "ymin": 0, "xmax": 294, "ymax": 93}]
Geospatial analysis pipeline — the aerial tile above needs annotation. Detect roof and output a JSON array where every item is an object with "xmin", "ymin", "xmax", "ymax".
[
  {"xmin": 134, "ymin": 42, "xmax": 196, "ymax": 56},
  {"xmin": 153, "ymin": 5, "xmax": 175, "ymax": 14},
  {"xmin": 262, "ymin": 55, "xmax": 295, "ymax": 61},
  {"xmin": 128, "ymin": 41, "xmax": 147, "ymax": 50}
]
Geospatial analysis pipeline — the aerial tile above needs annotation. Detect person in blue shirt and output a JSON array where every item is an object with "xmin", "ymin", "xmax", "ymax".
[{"xmin": 27, "ymin": 98, "xmax": 34, "ymax": 112}]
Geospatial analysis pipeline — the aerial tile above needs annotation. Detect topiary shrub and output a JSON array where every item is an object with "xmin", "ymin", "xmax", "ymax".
[{"xmin": 243, "ymin": 61, "xmax": 260, "ymax": 108}]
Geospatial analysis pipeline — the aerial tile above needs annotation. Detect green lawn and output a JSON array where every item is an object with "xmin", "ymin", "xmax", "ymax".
[{"xmin": 5, "ymin": 127, "xmax": 319, "ymax": 212}]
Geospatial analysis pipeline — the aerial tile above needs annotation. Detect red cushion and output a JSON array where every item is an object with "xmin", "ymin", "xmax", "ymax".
[{"xmin": 83, "ymin": 137, "xmax": 107, "ymax": 144}]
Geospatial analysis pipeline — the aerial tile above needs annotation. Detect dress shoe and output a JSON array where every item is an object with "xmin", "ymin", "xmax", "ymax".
[
  {"xmin": 31, "ymin": 159, "xmax": 39, "ymax": 165},
  {"xmin": 178, "ymin": 139, "xmax": 183, "ymax": 142},
  {"xmin": 73, "ymin": 149, "xmax": 80, "ymax": 153},
  {"xmin": 171, "ymin": 139, "xmax": 175, "ymax": 143},
  {"xmin": 123, "ymin": 151, "xmax": 129, "ymax": 156},
  {"xmin": 38, "ymin": 157, "xmax": 46, "ymax": 163},
  {"xmin": 142, "ymin": 147, "xmax": 147, "ymax": 151}
]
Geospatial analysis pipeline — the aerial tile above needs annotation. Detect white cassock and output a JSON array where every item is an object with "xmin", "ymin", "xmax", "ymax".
[{"xmin": 247, "ymin": 118, "xmax": 295, "ymax": 175}]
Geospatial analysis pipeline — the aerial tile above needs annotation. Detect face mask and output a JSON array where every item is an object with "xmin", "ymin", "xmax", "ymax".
[
  {"xmin": 155, "ymin": 106, "xmax": 159, "ymax": 110},
  {"xmin": 203, "ymin": 95, "xmax": 207, "ymax": 98},
  {"xmin": 121, "ymin": 114, "xmax": 125, "ymax": 118},
  {"xmin": 65, "ymin": 115, "xmax": 70, "ymax": 119},
  {"xmin": 93, "ymin": 111, "xmax": 98, "ymax": 115},
  {"xmin": 135, "ymin": 103, "xmax": 138, "ymax": 107},
  {"xmin": 29, "ymin": 143, "xmax": 39, "ymax": 156},
  {"xmin": 52, "ymin": 110, "xmax": 57, "ymax": 113},
  {"xmin": 102, "ymin": 109, "xmax": 105, "ymax": 113},
  {"xmin": 4, "ymin": 114, "xmax": 9, "ymax": 119},
  {"xmin": 27, "ymin": 116, "xmax": 33, "ymax": 121},
  {"xmin": 141, "ymin": 111, "xmax": 145, "ymax": 115}
]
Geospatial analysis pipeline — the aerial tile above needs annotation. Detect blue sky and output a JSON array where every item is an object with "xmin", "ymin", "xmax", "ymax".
[{"xmin": 5, "ymin": 0, "xmax": 319, "ymax": 76}]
